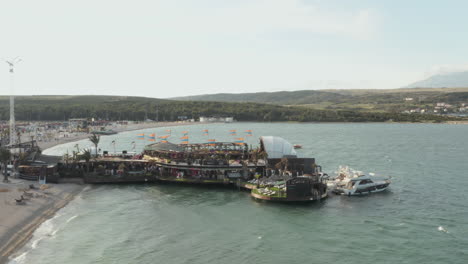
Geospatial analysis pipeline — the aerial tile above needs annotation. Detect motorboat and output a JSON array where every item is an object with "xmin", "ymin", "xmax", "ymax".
[
  {"xmin": 326, "ymin": 166, "xmax": 354, "ymax": 189},
  {"xmin": 293, "ymin": 144, "xmax": 302, "ymax": 149},
  {"xmin": 332, "ymin": 174, "xmax": 391, "ymax": 196},
  {"xmin": 92, "ymin": 130, "xmax": 117, "ymax": 135}
]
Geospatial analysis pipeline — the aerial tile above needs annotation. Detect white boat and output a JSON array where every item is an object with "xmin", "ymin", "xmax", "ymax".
[
  {"xmin": 326, "ymin": 166, "xmax": 355, "ymax": 190},
  {"xmin": 332, "ymin": 174, "xmax": 391, "ymax": 196}
]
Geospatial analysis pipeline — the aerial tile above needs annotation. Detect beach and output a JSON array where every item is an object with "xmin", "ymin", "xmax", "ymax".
[
  {"xmin": 0, "ymin": 181, "xmax": 83, "ymax": 264},
  {"xmin": 0, "ymin": 121, "xmax": 197, "ymax": 263},
  {"xmin": 34, "ymin": 121, "xmax": 200, "ymax": 150}
]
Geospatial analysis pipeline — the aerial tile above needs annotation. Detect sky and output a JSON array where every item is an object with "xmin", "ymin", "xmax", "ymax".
[{"xmin": 1, "ymin": 0, "xmax": 468, "ymax": 98}]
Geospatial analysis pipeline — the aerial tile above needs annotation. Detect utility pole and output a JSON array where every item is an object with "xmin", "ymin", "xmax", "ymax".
[{"xmin": 3, "ymin": 57, "xmax": 21, "ymax": 146}]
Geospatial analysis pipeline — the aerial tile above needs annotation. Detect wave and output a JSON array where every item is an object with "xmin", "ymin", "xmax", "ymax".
[
  {"xmin": 8, "ymin": 193, "xmax": 85, "ymax": 264},
  {"xmin": 66, "ymin": 215, "xmax": 78, "ymax": 224}
]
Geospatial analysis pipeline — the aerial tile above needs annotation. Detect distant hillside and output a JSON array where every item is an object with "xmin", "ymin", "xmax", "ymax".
[
  {"xmin": 0, "ymin": 95, "xmax": 454, "ymax": 123},
  {"xmin": 171, "ymin": 88, "xmax": 468, "ymax": 111},
  {"xmin": 406, "ymin": 71, "xmax": 468, "ymax": 88},
  {"xmin": 172, "ymin": 90, "xmax": 348, "ymax": 105}
]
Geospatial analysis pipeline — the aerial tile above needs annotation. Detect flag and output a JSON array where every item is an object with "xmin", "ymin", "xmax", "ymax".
[
  {"xmin": 229, "ymin": 129, "xmax": 236, "ymax": 135},
  {"xmin": 180, "ymin": 141, "xmax": 189, "ymax": 144},
  {"xmin": 234, "ymin": 137, "xmax": 244, "ymax": 145},
  {"xmin": 137, "ymin": 133, "xmax": 145, "ymax": 139},
  {"xmin": 203, "ymin": 129, "xmax": 208, "ymax": 136},
  {"xmin": 159, "ymin": 135, "xmax": 170, "ymax": 139},
  {"xmin": 148, "ymin": 133, "xmax": 156, "ymax": 141},
  {"xmin": 180, "ymin": 136, "xmax": 189, "ymax": 140},
  {"xmin": 245, "ymin": 130, "xmax": 253, "ymax": 136}
]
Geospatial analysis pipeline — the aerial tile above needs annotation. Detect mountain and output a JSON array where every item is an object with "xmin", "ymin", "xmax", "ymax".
[{"xmin": 406, "ymin": 71, "xmax": 468, "ymax": 88}]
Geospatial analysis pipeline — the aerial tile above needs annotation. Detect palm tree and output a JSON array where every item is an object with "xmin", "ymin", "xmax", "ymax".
[
  {"xmin": 63, "ymin": 151, "xmax": 71, "ymax": 166},
  {"xmin": 89, "ymin": 133, "xmax": 100, "ymax": 157},
  {"xmin": 79, "ymin": 149, "xmax": 92, "ymax": 174},
  {"xmin": 0, "ymin": 148, "xmax": 12, "ymax": 183}
]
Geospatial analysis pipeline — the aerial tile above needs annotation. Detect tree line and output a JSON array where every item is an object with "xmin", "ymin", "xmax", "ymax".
[{"xmin": 0, "ymin": 95, "xmax": 457, "ymax": 123}]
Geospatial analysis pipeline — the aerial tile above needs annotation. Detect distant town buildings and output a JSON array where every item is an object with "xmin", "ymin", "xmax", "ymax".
[
  {"xmin": 199, "ymin": 116, "xmax": 234, "ymax": 123},
  {"xmin": 403, "ymin": 102, "xmax": 468, "ymax": 116}
]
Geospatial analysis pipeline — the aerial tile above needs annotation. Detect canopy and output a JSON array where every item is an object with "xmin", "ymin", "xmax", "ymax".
[
  {"xmin": 144, "ymin": 142, "xmax": 185, "ymax": 152},
  {"xmin": 259, "ymin": 136, "xmax": 297, "ymax": 159}
]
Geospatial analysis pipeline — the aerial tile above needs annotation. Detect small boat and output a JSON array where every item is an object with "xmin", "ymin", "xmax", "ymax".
[
  {"xmin": 293, "ymin": 144, "xmax": 302, "ymax": 149},
  {"xmin": 332, "ymin": 174, "xmax": 391, "ymax": 196},
  {"xmin": 92, "ymin": 130, "xmax": 118, "ymax": 135}
]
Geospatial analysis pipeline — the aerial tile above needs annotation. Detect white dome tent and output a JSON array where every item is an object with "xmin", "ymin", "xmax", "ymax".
[{"xmin": 259, "ymin": 136, "xmax": 297, "ymax": 159}]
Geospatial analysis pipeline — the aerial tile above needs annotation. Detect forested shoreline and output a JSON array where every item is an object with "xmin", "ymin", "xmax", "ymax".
[{"xmin": 0, "ymin": 95, "xmax": 459, "ymax": 123}]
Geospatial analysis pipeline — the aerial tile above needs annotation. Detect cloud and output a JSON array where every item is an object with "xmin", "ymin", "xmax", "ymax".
[{"xmin": 159, "ymin": 0, "xmax": 379, "ymax": 39}]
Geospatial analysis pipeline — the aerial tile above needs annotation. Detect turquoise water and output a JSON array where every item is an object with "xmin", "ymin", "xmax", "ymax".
[{"xmin": 12, "ymin": 123, "xmax": 468, "ymax": 263}]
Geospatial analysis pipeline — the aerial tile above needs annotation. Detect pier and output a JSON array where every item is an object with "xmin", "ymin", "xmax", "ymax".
[{"xmin": 20, "ymin": 136, "xmax": 329, "ymax": 203}]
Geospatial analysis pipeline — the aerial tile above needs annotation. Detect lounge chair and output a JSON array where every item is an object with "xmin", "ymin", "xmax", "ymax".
[{"xmin": 15, "ymin": 196, "xmax": 25, "ymax": 205}]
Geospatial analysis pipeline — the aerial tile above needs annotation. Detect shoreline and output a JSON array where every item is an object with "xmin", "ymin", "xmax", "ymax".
[
  {"xmin": 36, "ymin": 121, "xmax": 203, "ymax": 150},
  {"xmin": 0, "ymin": 184, "xmax": 84, "ymax": 264},
  {"xmin": 0, "ymin": 121, "xmax": 196, "ymax": 264}
]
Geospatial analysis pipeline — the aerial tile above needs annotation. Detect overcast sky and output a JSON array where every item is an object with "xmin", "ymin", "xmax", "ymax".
[{"xmin": 1, "ymin": 0, "xmax": 468, "ymax": 98}]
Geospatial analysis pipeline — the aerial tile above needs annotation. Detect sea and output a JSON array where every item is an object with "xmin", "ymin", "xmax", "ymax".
[{"xmin": 9, "ymin": 123, "xmax": 468, "ymax": 264}]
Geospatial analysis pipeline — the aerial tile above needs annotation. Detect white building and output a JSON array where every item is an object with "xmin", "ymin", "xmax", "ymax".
[{"xmin": 199, "ymin": 116, "xmax": 234, "ymax": 123}]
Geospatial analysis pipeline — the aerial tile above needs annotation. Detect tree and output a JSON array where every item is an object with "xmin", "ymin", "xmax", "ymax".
[
  {"xmin": 0, "ymin": 148, "xmax": 12, "ymax": 183},
  {"xmin": 89, "ymin": 133, "xmax": 100, "ymax": 157},
  {"xmin": 63, "ymin": 151, "xmax": 71, "ymax": 166},
  {"xmin": 79, "ymin": 149, "xmax": 92, "ymax": 174}
]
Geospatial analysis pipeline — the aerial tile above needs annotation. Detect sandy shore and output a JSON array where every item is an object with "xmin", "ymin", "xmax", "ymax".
[
  {"xmin": 0, "ymin": 180, "xmax": 84, "ymax": 264},
  {"xmin": 0, "ymin": 121, "xmax": 197, "ymax": 263}
]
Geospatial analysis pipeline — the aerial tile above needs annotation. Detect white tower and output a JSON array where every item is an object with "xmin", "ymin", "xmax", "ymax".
[{"xmin": 3, "ymin": 57, "xmax": 21, "ymax": 146}]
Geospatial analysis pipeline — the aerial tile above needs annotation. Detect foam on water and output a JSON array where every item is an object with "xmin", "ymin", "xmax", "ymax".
[
  {"xmin": 10, "ymin": 252, "xmax": 27, "ymax": 264},
  {"xmin": 438, "ymin": 226, "xmax": 449, "ymax": 233},
  {"xmin": 8, "ymin": 185, "xmax": 89, "ymax": 264},
  {"xmin": 9, "ymin": 214, "xmax": 61, "ymax": 263},
  {"xmin": 65, "ymin": 215, "xmax": 78, "ymax": 224}
]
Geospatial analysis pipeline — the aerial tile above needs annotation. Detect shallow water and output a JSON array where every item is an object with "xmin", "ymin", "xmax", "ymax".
[{"xmin": 12, "ymin": 123, "xmax": 468, "ymax": 264}]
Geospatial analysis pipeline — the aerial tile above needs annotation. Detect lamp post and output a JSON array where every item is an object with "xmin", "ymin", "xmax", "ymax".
[{"xmin": 3, "ymin": 57, "xmax": 21, "ymax": 146}]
